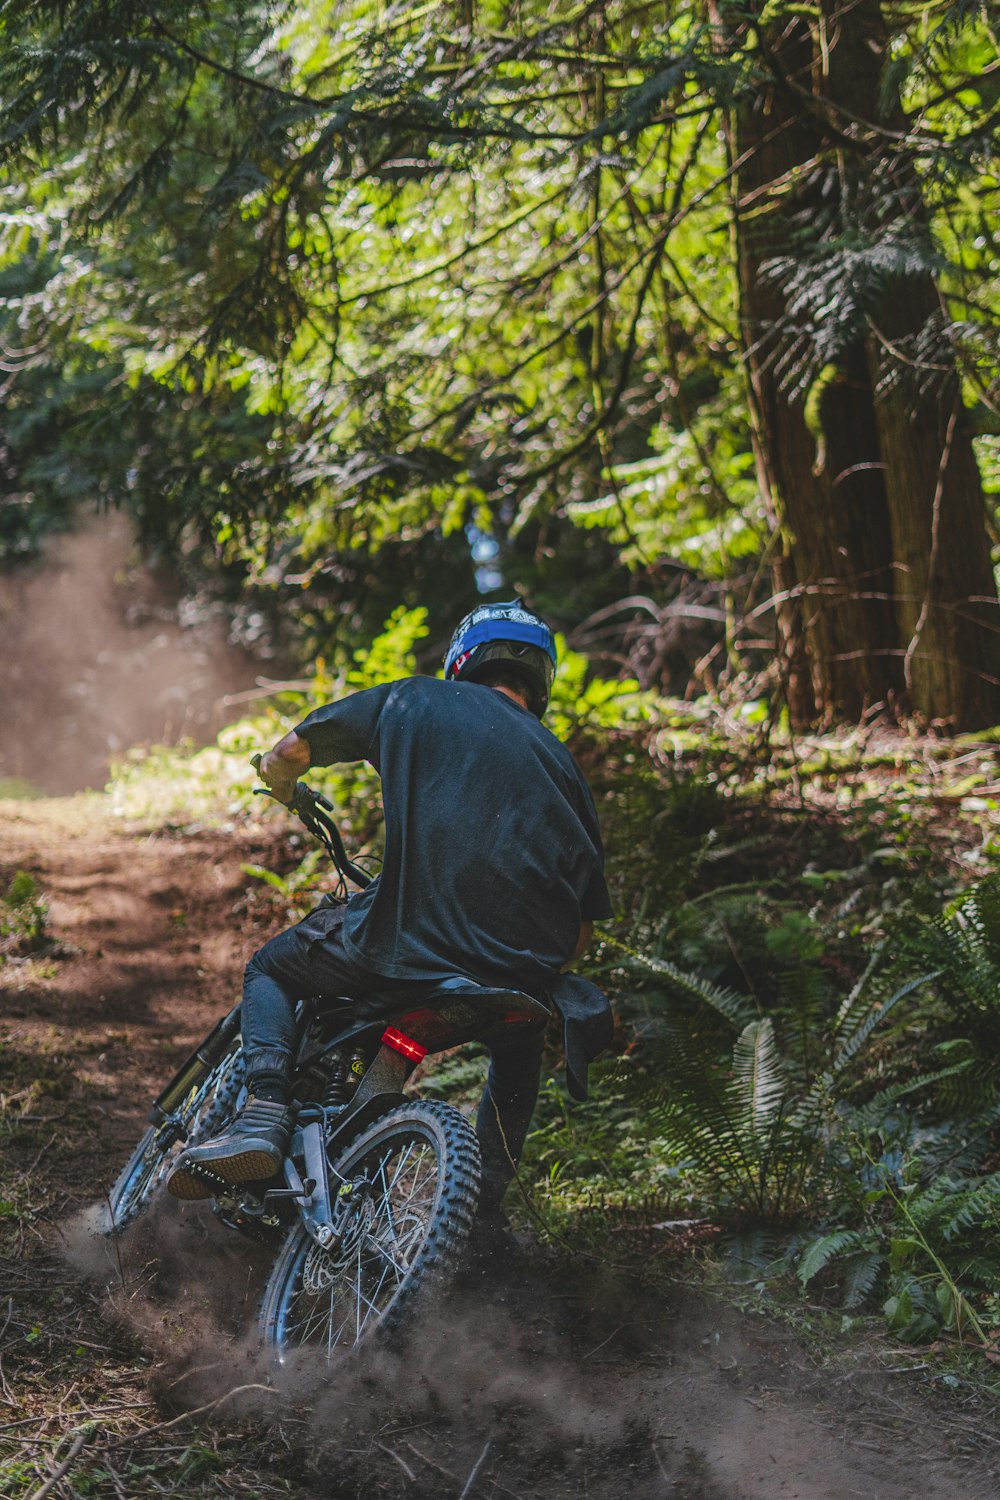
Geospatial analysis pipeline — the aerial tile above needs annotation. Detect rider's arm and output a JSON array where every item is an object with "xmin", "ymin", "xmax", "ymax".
[{"xmin": 259, "ymin": 730, "xmax": 311, "ymax": 804}]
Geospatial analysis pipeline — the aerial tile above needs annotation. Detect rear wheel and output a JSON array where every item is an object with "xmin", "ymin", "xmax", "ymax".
[
  {"xmin": 101, "ymin": 1042, "xmax": 246, "ymax": 1232},
  {"xmin": 259, "ymin": 1099, "xmax": 480, "ymax": 1361}
]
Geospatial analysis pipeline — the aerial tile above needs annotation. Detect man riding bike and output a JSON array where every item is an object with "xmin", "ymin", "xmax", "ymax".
[{"xmin": 167, "ymin": 600, "xmax": 613, "ymax": 1237}]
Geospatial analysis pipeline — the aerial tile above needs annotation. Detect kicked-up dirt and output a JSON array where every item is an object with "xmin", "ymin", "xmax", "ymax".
[{"xmin": 2, "ymin": 793, "xmax": 1000, "ymax": 1499}]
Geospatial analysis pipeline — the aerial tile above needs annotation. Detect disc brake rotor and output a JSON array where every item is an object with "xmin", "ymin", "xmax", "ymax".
[{"xmin": 301, "ymin": 1190, "xmax": 377, "ymax": 1290}]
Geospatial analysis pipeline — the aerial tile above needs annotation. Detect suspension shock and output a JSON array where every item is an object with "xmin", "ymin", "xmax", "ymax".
[
  {"xmin": 347, "ymin": 1046, "xmax": 367, "ymax": 1092},
  {"xmin": 322, "ymin": 1049, "xmax": 350, "ymax": 1108}
]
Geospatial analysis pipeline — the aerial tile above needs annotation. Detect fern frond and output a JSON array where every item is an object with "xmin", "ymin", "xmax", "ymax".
[
  {"xmin": 608, "ymin": 940, "xmax": 756, "ymax": 1030},
  {"xmin": 829, "ymin": 972, "xmax": 939, "ymax": 1076},
  {"xmin": 732, "ymin": 1019, "xmax": 788, "ymax": 1139},
  {"xmin": 902, "ymin": 873, "xmax": 1000, "ymax": 1038},
  {"xmin": 842, "ymin": 1251, "xmax": 884, "ymax": 1309},
  {"xmin": 834, "ymin": 939, "xmax": 888, "ymax": 1030},
  {"xmin": 937, "ymin": 1176, "xmax": 1000, "ymax": 1243},
  {"xmin": 798, "ymin": 1228, "xmax": 871, "ymax": 1286},
  {"xmin": 847, "ymin": 1055, "xmax": 975, "ymax": 1125}
]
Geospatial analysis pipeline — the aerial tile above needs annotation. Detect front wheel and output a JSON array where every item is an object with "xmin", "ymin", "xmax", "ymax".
[
  {"xmin": 100, "ymin": 1041, "xmax": 246, "ymax": 1233},
  {"xmin": 259, "ymin": 1099, "xmax": 480, "ymax": 1361}
]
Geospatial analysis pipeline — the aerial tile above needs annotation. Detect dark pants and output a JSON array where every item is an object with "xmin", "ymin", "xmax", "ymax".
[{"xmin": 242, "ymin": 910, "xmax": 546, "ymax": 1217}]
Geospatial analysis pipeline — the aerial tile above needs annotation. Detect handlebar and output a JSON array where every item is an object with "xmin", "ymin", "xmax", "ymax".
[{"xmin": 250, "ymin": 754, "xmax": 373, "ymax": 891}]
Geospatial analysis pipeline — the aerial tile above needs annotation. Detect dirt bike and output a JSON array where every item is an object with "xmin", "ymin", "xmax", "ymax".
[{"xmin": 100, "ymin": 774, "xmax": 549, "ymax": 1363}]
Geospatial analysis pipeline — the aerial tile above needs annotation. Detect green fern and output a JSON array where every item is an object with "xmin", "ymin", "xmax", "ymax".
[
  {"xmin": 613, "ymin": 947, "xmax": 943, "ymax": 1224},
  {"xmin": 842, "ymin": 1055, "xmax": 975, "ymax": 1132},
  {"xmin": 640, "ymin": 1017, "xmax": 816, "ymax": 1220},
  {"xmin": 842, "ymin": 1251, "xmax": 883, "ymax": 1309},
  {"xmin": 733, "ymin": 1018, "xmax": 788, "ymax": 1136},
  {"xmin": 606, "ymin": 939, "xmax": 756, "ymax": 1031},
  {"xmin": 798, "ymin": 1228, "xmax": 873, "ymax": 1287},
  {"xmin": 904, "ymin": 872, "xmax": 1000, "ymax": 1041},
  {"xmin": 906, "ymin": 1173, "xmax": 1000, "ymax": 1245}
]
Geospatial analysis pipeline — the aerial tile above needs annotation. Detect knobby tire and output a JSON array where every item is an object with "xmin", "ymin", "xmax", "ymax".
[
  {"xmin": 259, "ymin": 1099, "xmax": 480, "ymax": 1363},
  {"xmin": 100, "ymin": 1042, "xmax": 245, "ymax": 1232}
]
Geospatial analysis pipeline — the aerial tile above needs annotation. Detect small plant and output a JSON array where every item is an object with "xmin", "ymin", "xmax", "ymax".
[
  {"xmin": 0, "ymin": 870, "xmax": 50, "ymax": 957},
  {"xmin": 904, "ymin": 872, "xmax": 1000, "ymax": 1047},
  {"xmin": 797, "ymin": 1166, "xmax": 1000, "ymax": 1344}
]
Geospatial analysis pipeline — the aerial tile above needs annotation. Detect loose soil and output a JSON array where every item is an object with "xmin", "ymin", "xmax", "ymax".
[{"xmin": 2, "ymin": 795, "xmax": 999, "ymax": 1499}]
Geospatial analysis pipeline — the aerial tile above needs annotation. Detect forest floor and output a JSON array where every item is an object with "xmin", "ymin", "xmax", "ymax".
[{"xmin": 3, "ymin": 793, "xmax": 1000, "ymax": 1500}]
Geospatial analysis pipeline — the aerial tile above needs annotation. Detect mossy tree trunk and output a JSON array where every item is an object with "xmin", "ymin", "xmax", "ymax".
[{"xmin": 716, "ymin": 0, "xmax": 1000, "ymax": 730}]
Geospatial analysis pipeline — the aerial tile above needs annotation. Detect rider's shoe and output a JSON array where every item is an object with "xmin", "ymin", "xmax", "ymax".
[{"xmin": 166, "ymin": 1098, "xmax": 292, "ymax": 1201}]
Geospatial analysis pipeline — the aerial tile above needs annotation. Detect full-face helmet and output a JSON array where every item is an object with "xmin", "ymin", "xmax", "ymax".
[{"xmin": 443, "ymin": 599, "xmax": 557, "ymax": 718}]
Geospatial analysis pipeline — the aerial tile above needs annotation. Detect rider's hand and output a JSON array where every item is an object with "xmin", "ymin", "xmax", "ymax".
[
  {"xmin": 258, "ymin": 752, "xmax": 298, "ymax": 805},
  {"xmin": 256, "ymin": 731, "xmax": 311, "ymax": 804}
]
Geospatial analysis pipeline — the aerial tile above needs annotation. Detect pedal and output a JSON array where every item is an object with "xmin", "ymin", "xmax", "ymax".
[{"xmin": 263, "ymin": 1179, "xmax": 316, "ymax": 1205}]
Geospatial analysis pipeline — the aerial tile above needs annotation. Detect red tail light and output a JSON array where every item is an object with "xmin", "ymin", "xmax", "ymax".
[{"xmin": 381, "ymin": 1026, "xmax": 428, "ymax": 1062}]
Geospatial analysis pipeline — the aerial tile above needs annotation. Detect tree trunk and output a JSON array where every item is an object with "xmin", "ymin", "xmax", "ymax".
[
  {"xmin": 720, "ymin": 0, "xmax": 1000, "ymax": 729},
  {"xmin": 868, "ymin": 291, "xmax": 1000, "ymax": 727}
]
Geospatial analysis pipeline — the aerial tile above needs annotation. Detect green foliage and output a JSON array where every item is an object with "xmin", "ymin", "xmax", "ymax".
[
  {"xmin": 778, "ymin": 870, "xmax": 1000, "ymax": 1343},
  {"xmin": 902, "ymin": 872, "xmax": 1000, "ymax": 1045},
  {"xmin": 608, "ymin": 941, "xmax": 755, "ymax": 1032},
  {"xmin": 612, "ymin": 959, "xmax": 942, "ymax": 1224},
  {"xmin": 565, "ymin": 376, "xmax": 763, "ymax": 579},
  {"xmin": 345, "ymin": 606, "xmax": 430, "ymax": 689},
  {"xmin": 546, "ymin": 639, "xmax": 655, "ymax": 740},
  {"xmin": 565, "ymin": 729, "xmax": 1000, "ymax": 1343},
  {"xmin": 107, "ymin": 719, "xmax": 279, "ymax": 824},
  {"xmin": 0, "ymin": 0, "xmax": 995, "ymax": 736},
  {"xmin": 0, "ymin": 870, "xmax": 49, "ymax": 957},
  {"xmin": 798, "ymin": 1168, "xmax": 1000, "ymax": 1344}
]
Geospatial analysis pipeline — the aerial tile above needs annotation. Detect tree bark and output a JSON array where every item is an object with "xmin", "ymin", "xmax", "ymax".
[
  {"xmin": 719, "ymin": 0, "xmax": 1000, "ymax": 729},
  {"xmin": 861, "ymin": 182, "xmax": 1000, "ymax": 727}
]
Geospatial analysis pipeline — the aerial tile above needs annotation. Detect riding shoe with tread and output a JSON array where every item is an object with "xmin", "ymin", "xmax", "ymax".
[{"xmin": 167, "ymin": 1097, "xmax": 291, "ymax": 1201}]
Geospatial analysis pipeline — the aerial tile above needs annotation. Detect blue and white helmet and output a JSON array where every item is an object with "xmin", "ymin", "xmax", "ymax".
[{"xmin": 444, "ymin": 599, "xmax": 557, "ymax": 717}]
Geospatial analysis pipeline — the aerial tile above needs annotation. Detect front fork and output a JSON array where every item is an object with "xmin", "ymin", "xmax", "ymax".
[
  {"xmin": 148, "ymin": 1005, "xmax": 242, "ymax": 1126},
  {"xmin": 275, "ymin": 1042, "xmax": 411, "ymax": 1250}
]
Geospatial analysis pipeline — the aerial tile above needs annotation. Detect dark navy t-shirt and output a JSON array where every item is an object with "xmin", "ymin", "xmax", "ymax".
[{"xmin": 295, "ymin": 676, "xmax": 612, "ymax": 989}]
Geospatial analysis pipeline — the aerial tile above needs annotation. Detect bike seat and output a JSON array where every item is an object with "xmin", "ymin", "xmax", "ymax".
[{"xmin": 384, "ymin": 983, "xmax": 551, "ymax": 1051}]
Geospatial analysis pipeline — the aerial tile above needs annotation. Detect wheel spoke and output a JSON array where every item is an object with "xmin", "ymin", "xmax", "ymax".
[
  {"xmin": 105, "ymin": 1046, "xmax": 244, "ymax": 1231},
  {"xmin": 263, "ymin": 1102, "xmax": 479, "ymax": 1364}
]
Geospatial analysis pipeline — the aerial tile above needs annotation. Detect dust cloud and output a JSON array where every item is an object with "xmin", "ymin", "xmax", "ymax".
[
  {"xmin": 61, "ymin": 1202, "xmax": 663, "ymax": 1499},
  {"xmin": 0, "ymin": 512, "xmax": 272, "ymax": 794},
  {"xmin": 60, "ymin": 1199, "xmax": 991, "ymax": 1500}
]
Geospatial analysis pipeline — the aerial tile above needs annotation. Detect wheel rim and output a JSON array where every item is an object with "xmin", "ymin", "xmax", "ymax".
[
  {"xmin": 278, "ymin": 1133, "xmax": 442, "ymax": 1354},
  {"xmin": 107, "ymin": 1047, "xmax": 244, "ymax": 1227}
]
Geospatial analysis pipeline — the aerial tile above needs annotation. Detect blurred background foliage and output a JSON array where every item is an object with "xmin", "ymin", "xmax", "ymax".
[{"xmin": 1, "ymin": 0, "xmax": 999, "ymax": 721}]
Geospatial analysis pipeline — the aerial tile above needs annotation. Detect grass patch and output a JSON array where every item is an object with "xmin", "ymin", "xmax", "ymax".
[{"xmin": 0, "ymin": 777, "xmax": 45, "ymax": 800}]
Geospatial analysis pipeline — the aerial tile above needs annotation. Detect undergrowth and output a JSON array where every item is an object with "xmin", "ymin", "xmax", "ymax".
[
  {"xmin": 0, "ymin": 870, "xmax": 50, "ymax": 960},
  {"xmin": 527, "ymin": 727, "xmax": 1000, "ymax": 1352}
]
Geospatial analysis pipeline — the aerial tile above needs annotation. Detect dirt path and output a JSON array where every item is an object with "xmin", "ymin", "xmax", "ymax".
[
  {"xmin": 2, "ymin": 795, "xmax": 998, "ymax": 1499},
  {"xmin": 0, "ymin": 514, "xmax": 267, "ymax": 794}
]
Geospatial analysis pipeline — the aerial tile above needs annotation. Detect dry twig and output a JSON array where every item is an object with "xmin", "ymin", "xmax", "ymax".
[
  {"xmin": 26, "ymin": 1429, "xmax": 88, "ymax": 1500},
  {"xmin": 458, "ymin": 1438, "xmax": 492, "ymax": 1499}
]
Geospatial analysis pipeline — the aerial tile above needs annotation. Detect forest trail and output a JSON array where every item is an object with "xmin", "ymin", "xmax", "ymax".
[
  {"xmin": 2, "ymin": 794, "xmax": 998, "ymax": 1500},
  {"xmin": 0, "ymin": 514, "xmax": 266, "ymax": 795}
]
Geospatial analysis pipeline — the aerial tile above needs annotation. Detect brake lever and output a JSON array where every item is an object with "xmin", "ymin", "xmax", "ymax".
[
  {"xmin": 247, "ymin": 755, "xmax": 369, "ymax": 886},
  {"xmin": 249, "ymin": 753, "xmax": 303, "ymax": 808}
]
